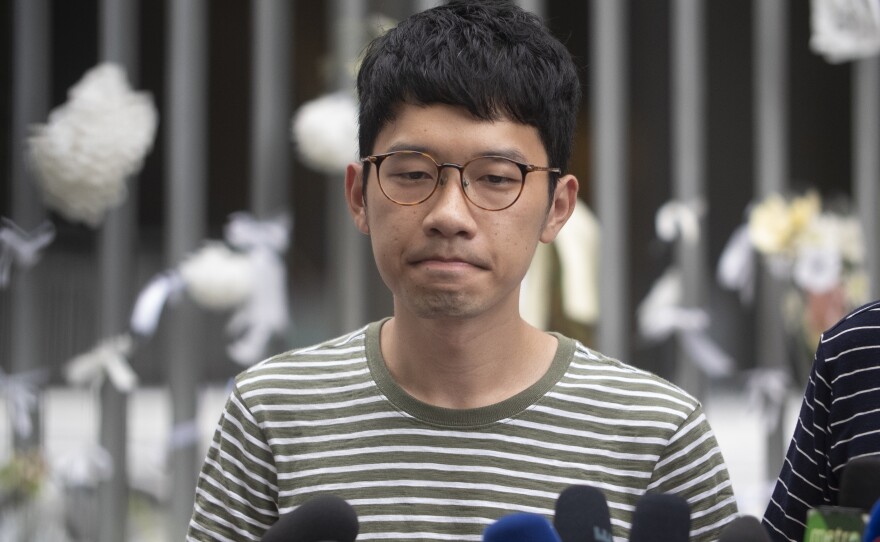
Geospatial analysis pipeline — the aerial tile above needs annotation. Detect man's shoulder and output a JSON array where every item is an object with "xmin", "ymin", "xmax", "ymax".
[
  {"xmin": 818, "ymin": 299, "xmax": 880, "ymax": 355},
  {"xmin": 565, "ymin": 339, "xmax": 701, "ymax": 409},
  {"xmin": 235, "ymin": 323, "xmax": 373, "ymax": 384},
  {"xmin": 826, "ymin": 299, "xmax": 880, "ymax": 333}
]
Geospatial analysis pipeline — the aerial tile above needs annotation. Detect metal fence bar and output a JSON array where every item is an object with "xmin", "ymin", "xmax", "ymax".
[
  {"xmin": 591, "ymin": 0, "xmax": 630, "ymax": 362},
  {"xmin": 250, "ymin": 0, "xmax": 292, "ymax": 219},
  {"xmin": 165, "ymin": 0, "xmax": 208, "ymax": 538},
  {"xmin": 753, "ymin": 0, "xmax": 790, "ymax": 482},
  {"xmin": 853, "ymin": 57, "xmax": 880, "ymax": 300},
  {"xmin": 671, "ymin": 0, "xmax": 709, "ymax": 399},
  {"xmin": 10, "ymin": 0, "xmax": 51, "ymax": 452},
  {"xmin": 329, "ymin": 0, "xmax": 368, "ymax": 334},
  {"xmin": 97, "ymin": 0, "xmax": 140, "ymax": 539}
]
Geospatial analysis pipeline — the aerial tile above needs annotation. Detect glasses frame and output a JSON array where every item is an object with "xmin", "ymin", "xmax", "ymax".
[{"xmin": 361, "ymin": 150, "xmax": 562, "ymax": 211}]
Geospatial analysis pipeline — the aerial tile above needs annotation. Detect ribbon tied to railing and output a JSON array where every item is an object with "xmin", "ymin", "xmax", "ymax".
[
  {"xmin": 64, "ymin": 333, "xmax": 138, "ymax": 393},
  {"xmin": 0, "ymin": 217, "xmax": 56, "ymax": 288},
  {"xmin": 223, "ymin": 212, "xmax": 291, "ymax": 365},
  {"xmin": 0, "ymin": 367, "xmax": 50, "ymax": 440}
]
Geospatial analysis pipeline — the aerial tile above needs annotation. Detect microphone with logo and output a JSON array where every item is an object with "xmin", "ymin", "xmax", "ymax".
[
  {"xmin": 628, "ymin": 492, "xmax": 691, "ymax": 542},
  {"xmin": 553, "ymin": 485, "xmax": 613, "ymax": 542},
  {"xmin": 260, "ymin": 494, "xmax": 359, "ymax": 542},
  {"xmin": 803, "ymin": 456, "xmax": 880, "ymax": 542},
  {"xmin": 483, "ymin": 512, "xmax": 562, "ymax": 542}
]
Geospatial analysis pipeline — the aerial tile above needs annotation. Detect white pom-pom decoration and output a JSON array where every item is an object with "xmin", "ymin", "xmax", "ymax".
[
  {"xmin": 178, "ymin": 242, "xmax": 254, "ymax": 311},
  {"xmin": 27, "ymin": 63, "xmax": 158, "ymax": 227},
  {"xmin": 291, "ymin": 91, "xmax": 358, "ymax": 175}
]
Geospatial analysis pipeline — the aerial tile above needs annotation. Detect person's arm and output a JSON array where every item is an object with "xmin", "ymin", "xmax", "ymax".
[
  {"xmin": 186, "ymin": 385, "xmax": 280, "ymax": 541},
  {"xmin": 649, "ymin": 404, "xmax": 739, "ymax": 542},
  {"xmin": 762, "ymin": 340, "xmax": 833, "ymax": 542}
]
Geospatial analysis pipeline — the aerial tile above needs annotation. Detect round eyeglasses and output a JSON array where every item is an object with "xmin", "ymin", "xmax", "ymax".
[{"xmin": 361, "ymin": 150, "xmax": 561, "ymax": 211}]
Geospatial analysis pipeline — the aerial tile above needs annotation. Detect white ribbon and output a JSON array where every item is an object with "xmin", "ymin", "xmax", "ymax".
[
  {"xmin": 224, "ymin": 213, "xmax": 291, "ymax": 365},
  {"xmin": 0, "ymin": 368, "xmax": 49, "ymax": 440},
  {"xmin": 55, "ymin": 445, "xmax": 114, "ymax": 488},
  {"xmin": 716, "ymin": 224, "xmax": 757, "ymax": 304},
  {"xmin": 0, "ymin": 218, "xmax": 56, "ymax": 288},
  {"xmin": 129, "ymin": 270, "xmax": 185, "ymax": 337},
  {"xmin": 64, "ymin": 334, "xmax": 138, "ymax": 393},
  {"xmin": 225, "ymin": 212, "xmax": 290, "ymax": 253},
  {"xmin": 637, "ymin": 269, "xmax": 734, "ymax": 378},
  {"xmin": 655, "ymin": 199, "xmax": 705, "ymax": 245},
  {"xmin": 744, "ymin": 368, "xmax": 791, "ymax": 434}
]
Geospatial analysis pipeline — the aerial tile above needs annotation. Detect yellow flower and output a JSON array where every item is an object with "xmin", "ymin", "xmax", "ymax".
[
  {"xmin": 747, "ymin": 191, "xmax": 820, "ymax": 255},
  {"xmin": 788, "ymin": 190, "xmax": 821, "ymax": 235}
]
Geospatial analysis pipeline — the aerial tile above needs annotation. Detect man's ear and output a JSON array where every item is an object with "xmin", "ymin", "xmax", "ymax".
[
  {"xmin": 345, "ymin": 162, "xmax": 370, "ymax": 234},
  {"xmin": 540, "ymin": 174, "xmax": 579, "ymax": 244}
]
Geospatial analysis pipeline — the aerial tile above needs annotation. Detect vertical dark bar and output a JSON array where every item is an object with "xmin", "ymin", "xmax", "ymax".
[
  {"xmin": 753, "ymin": 0, "xmax": 789, "ymax": 482},
  {"xmin": 97, "ymin": 0, "xmax": 139, "ymax": 539},
  {"xmin": 10, "ymin": 0, "xmax": 50, "ymax": 452},
  {"xmin": 591, "ymin": 0, "xmax": 630, "ymax": 361},
  {"xmin": 165, "ymin": 0, "xmax": 207, "ymax": 538}
]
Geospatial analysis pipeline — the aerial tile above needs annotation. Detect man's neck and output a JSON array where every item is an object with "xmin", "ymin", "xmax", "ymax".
[{"xmin": 379, "ymin": 315, "xmax": 558, "ymax": 409}]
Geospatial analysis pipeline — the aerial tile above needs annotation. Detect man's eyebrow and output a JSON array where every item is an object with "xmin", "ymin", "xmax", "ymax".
[
  {"xmin": 379, "ymin": 143, "xmax": 531, "ymax": 163},
  {"xmin": 383, "ymin": 143, "xmax": 433, "ymax": 154}
]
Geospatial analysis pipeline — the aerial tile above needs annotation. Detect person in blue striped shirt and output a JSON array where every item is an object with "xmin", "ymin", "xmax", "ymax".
[{"xmin": 763, "ymin": 299, "xmax": 880, "ymax": 541}]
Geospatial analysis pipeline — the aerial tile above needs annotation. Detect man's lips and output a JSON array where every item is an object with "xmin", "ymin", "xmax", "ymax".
[{"xmin": 408, "ymin": 253, "xmax": 489, "ymax": 270}]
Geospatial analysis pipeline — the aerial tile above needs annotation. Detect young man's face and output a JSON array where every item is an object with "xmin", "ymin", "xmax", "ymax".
[{"xmin": 346, "ymin": 103, "xmax": 576, "ymax": 323}]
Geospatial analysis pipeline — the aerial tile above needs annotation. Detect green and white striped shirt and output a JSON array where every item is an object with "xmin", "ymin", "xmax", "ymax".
[{"xmin": 187, "ymin": 320, "xmax": 737, "ymax": 541}]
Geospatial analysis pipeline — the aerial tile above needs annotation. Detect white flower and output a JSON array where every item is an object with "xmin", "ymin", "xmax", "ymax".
[
  {"xmin": 290, "ymin": 91, "xmax": 358, "ymax": 175},
  {"xmin": 837, "ymin": 216, "xmax": 865, "ymax": 265},
  {"xmin": 793, "ymin": 244, "xmax": 842, "ymax": 294},
  {"xmin": 178, "ymin": 242, "xmax": 254, "ymax": 311},
  {"xmin": 27, "ymin": 63, "xmax": 158, "ymax": 227}
]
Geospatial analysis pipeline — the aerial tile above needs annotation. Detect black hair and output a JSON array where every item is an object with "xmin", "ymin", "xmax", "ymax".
[{"xmin": 356, "ymin": 0, "xmax": 581, "ymax": 196}]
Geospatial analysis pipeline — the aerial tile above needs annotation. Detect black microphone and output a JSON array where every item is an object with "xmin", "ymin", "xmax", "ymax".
[
  {"xmin": 260, "ymin": 494, "xmax": 359, "ymax": 542},
  {"xmin": 718, "ymin": 515, "xmax": 771, "ymax": 542},
  {"xmin": 802, "ymin": 456, "xmax": 880, "ymax": 542},
  {"xmin": 628, "ymin": 492, "xmax": 691, "ymax": 542},
  {"xmin": 839, "ymin": 456, "xmax": 880, "ymax": 512},
  {"xmin": 483, "ymin": 512, "xmax": 562, "ymax": 542},
  {"xmin": 553, "ymin": 485, "xmax": 612, "ymax": 542}
]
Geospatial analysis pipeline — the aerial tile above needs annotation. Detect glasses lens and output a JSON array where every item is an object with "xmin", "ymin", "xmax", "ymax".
[
  {"xmin": 378, "ymin": 152, "xmax": 439, "ymax": 204},
  {"xmin": 463, "ymin": 157, "xmax": 524, "ymax": 210}
]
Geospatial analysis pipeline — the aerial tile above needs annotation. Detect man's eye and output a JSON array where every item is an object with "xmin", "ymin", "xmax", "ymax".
[{"xmin": 392, "ymin": 171, "xmax": 434, "ymax": 181}]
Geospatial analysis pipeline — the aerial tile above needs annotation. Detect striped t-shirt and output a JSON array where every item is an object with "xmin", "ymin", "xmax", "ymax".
[
  {"xmin": 187, "ymin": 320, "xmax": 738, "ymax": 541},
  {"xmin": 763, "ymin": 300, "xmax": 880, "ymax": 542}
]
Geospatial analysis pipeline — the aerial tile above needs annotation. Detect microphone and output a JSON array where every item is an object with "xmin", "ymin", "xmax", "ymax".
[
  {"xmin": 628, "ymin": 492, "xmax": 691, "ymax": 542},
  {"xmin": 483, "ymin": 512, "xmax": 562, "ymax": 542},
  {"xmin": 260, "ymin": 494, "xmax": 359, "ymax": 542},
  {"xmin": 863, "ymin": 499, "xmax": 880, "ymax": 542},
  {"xmin": 839, "ymin": 456, "xmax": 880, "ymax": 513},
  {"xmin": 718, "ymin": 515, "xmax": 771, "ymax": 542},
  {"xmin": 803, "ymin": 457, "xmax": 880, "ymax": 542},
  {"xmin": 553, "ymin": 485, "xmax": 612, "ymax": 542}
]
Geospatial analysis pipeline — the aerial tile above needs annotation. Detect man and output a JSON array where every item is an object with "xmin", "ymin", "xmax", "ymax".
[
  {"xmin": 187, "ymin": 1, "xmax": 738, "ymax": 540},
  {"xmin": 763, "ymin": 299, "xmax": 880, "ymax": 541}
]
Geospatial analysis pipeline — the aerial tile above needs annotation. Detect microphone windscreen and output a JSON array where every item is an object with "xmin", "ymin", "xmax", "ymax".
[
  {"xmin": 483, "ymin": 512, "xmax": 562, "ymax": 542},
  {"xmin": 863, "ymin": 498, "xmax": 880, "ymax": 542},
  {"xmin": 553, "ymin": 485, "xmax": 612, "ymax": 542},
  {"xmin": 261, "ymin": 494, "xmax": 359, "ymax": 542},
  {"xmin": 628, "ymin": 492, "xmax": 691, "ymax": 542},
  {"xmin": 839, "ymin": 456, "xmax": 880, "ymax": 512},
  {"xmin": 718, "ymin": 515, "xmax": 771, "ymax": 542}
]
